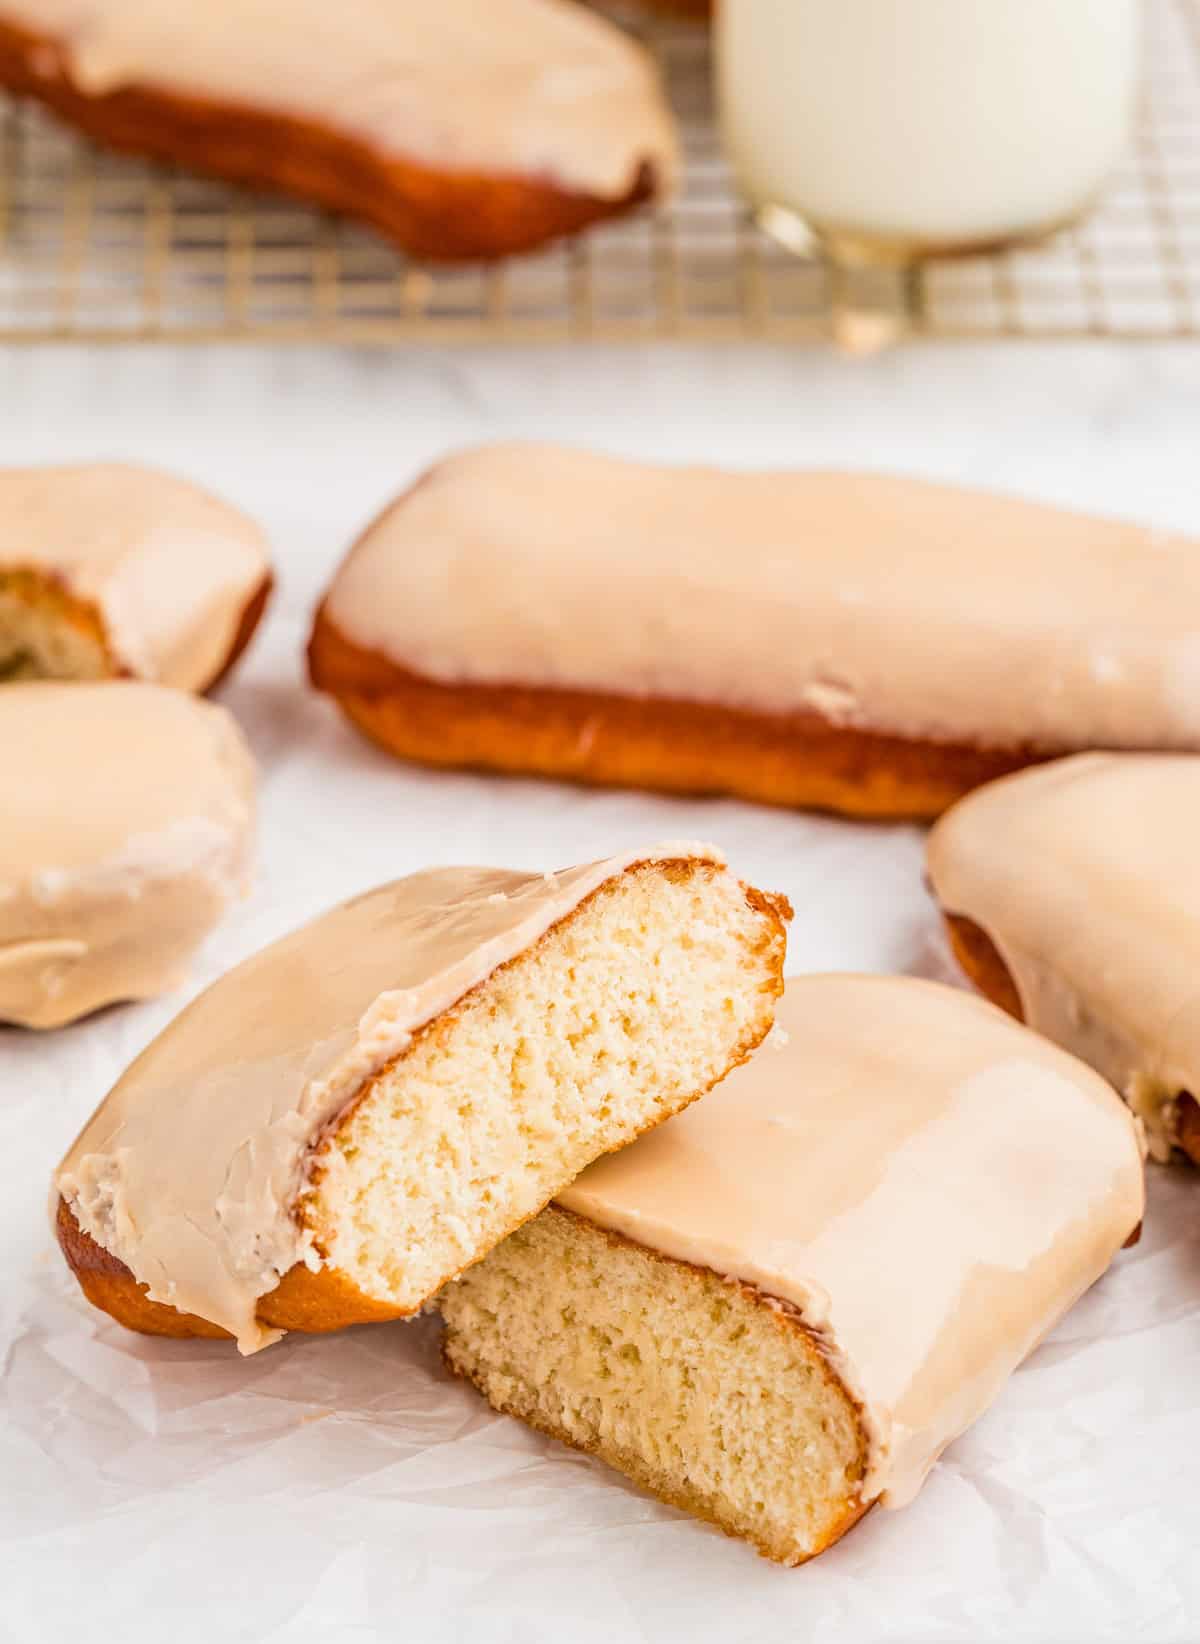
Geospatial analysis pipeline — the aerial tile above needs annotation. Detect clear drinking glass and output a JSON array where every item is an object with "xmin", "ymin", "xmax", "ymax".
[{"xmin": 717, "ymin": 0, "xmax": 1141, "ymax": 271}]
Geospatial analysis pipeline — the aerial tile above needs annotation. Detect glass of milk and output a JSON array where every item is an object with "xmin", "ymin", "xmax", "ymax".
[{"xmin": 717, "ymin": 0, "xmax": 1140, "ymax": 266}]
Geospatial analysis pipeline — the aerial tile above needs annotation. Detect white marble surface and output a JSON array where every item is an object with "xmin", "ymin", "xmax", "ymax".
[
  {"xmin": 3, "ymin": 339, "xmax": 1200, "ymax": 1644},
  {"xmin": 6, "ymin": 341, "xmax": 1200, "ymax": 536}
]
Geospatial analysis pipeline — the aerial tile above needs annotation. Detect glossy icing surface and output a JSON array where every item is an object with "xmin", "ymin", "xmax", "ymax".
[
  {"xmin": 928, "ymin": 752, "xmax": 1200, "ymax": 1160},
  {"xmin": 559, "ymin": 975, "xmax": 1143, "ymax": 1507},
  {"xmin": 0, "ymin": 0, "xmax": 677, "ymax": 199},
  {"xmin": 57, "ymin": 841, "xmax": 722, "ymax": 1352},
  {"xmin": 323, "ymin": 443, "xmax": 1200, "ymax": 751},
  {"xmin": 0, "ymin": 681, "xmax": 255, "ymax": 1028},
  {"xmin": 0, "ymin": 463, "xmax": 269, "ymax": 690}
]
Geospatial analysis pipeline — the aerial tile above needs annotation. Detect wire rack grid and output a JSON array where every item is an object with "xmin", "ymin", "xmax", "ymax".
[{"xmin": 0, "ymin": 0, "xmax": 1197, "ymax": 346}]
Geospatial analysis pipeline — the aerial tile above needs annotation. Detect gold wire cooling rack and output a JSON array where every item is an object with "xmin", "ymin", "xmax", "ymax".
[{"xmin": 0, "ymin": 1, "xmax": 1198, "ymax": 345}]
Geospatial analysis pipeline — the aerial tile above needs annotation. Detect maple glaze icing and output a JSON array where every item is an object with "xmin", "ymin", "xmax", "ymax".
[
  {"xmin": 0, "ymin": 681, "xmax": 255, "ymax": 1029},
  {"xmin": 0, "ymin": 464, "xmax": 269, "ymax": 690},
  {"xmin": 322, "ymin": 443, "xmax": 1200, "ymax": 751},
  {"xmin": 559, "ymin": 975, "xmax": 1142, "ymax": 1508},
  {"xmin": 928, "ymin": 752, "xmax": 1200, "ymax": 1161},
  {"xmin": 56, "ymin": 841, "xmax": 724, "ymax": 1353},
  {"xmin": 0, "ymin": 0, "xmax": 677, "ymax": 200}
]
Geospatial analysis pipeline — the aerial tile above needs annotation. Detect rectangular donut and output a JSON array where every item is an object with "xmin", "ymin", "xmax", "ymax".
[
  {"xmin": 927, "ymin": 751, "xmax": 1200, "ymax": 1166},
  {"xmin": 0, "ymin": 463, "xmax": 270, "ymax": 691},
  {"xmin": 1, "ymin": 681, "xmax": 255, "ymax": 1028},
  {"xmin": 308, "ymin": 443, "xmax": 1200, "ymax": 818},
  {"xmin": 55, "ymin": 842, "xmax": 788, "ymax": 1352},
  {"xmin": 0, "ymin": 0, "xmax": 677, "ymax": 260},
  {"xmin": 440, "ymin": 975, "xmax": 1143, "ymax": 1564}
]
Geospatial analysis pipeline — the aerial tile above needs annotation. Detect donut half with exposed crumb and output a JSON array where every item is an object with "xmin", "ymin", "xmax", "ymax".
[
  {"xmin": 55, "ymin": 842, "xmax": 788, "ymax": 1352},
  {"xmin": 0, "ymin": 464, "xmax": 270, "ymax": 692},
  {"xmin": 441, "ymin": 975, "xmax": 1144, "ymax": 1564}
]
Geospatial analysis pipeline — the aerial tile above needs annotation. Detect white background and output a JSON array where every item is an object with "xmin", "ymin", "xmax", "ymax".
[{"xmin": 3, "ymin": 340, "xmax": 1200, "ymax": 1642}]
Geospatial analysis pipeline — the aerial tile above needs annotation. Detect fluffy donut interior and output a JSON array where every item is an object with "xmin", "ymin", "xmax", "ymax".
[
  {"xmin": 440, "ymin": 1205, "xmax": 869, "ymax": 1566},
  {"xmin": 0, "ymin": 571, "xmax": 113, "ymax": 681},
  {"xmin": 302, "ymin": 860, "xmax": 786, "ymax": 1316}
]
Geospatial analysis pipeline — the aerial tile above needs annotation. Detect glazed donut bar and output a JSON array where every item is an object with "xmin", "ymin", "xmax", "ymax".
[
  {"xmin": 308, "ymin": 444, "xmax": 1200, "ymax": 819},
  {"xmin": 441, "ymin": 976, "xmax": 1144, "ymax": 1565},
  {"xmin": 2, "ymin": 682, "xmax": 255, "ymax": 1029},
  {"xmin": 928, "ymin": 753, "xmax": 1200, "ymax": 1167},
  {"xmin": 56, "ymin": 842, "xmax": 788, "ymax": 1352},
  {"xmin": 0, "ymin": 0, "xmax": 677, "ymax": 261},
  {"xmin": 0, "ymin": 464, "xmax": 270, "ymax": 691}
]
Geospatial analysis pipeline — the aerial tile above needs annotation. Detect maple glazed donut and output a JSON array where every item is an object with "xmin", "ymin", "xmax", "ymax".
[
  {"xmin": 442, "ymin": 976, "xmax": 1144, "ymax": 1565},
  {"xmin": 1, "ymin": 681, "xmax": 255, "ymax": 1029},
  {"xmin": 309, "ymin": 443, "xmax": 1200, "ymax": 819},
  {"xmin": 928, "ymin": 752, "xmax": 1200, "ymax": 1166},
  {"xmin": 0, "ymin": 0, "xmax": 678, "ymax": 260},
  {"xmin": 55, "ymin": 842, "xmax": 788, "ymax": 1349},
  {"xmin": 0, "ymin": 463, "xmax": 270, "ymax": 692}
]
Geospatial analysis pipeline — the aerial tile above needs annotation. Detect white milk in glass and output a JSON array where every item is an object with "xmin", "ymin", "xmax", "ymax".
[{"xmin": 717, "ymin": 0, "xmax": 1140, "ymax": 259}]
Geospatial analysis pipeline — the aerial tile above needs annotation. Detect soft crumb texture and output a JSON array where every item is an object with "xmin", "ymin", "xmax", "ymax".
[
  {"xmin": 304, "ymin": 860, "xmax": 786, "ymax": 1315},
  {"xmin": 441, "ymin": 1206, "xmax": 869, "ymax": 1565},
  {"xmin": 0, "ymin": 572, "xmax": 112, "ymax": 681}
]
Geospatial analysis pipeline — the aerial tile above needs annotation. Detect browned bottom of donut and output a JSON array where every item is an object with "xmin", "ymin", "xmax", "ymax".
[
  {"xmin": 307, "ymin": 610, "xmax": 1047, "ymax": 821},
  {"xmin": 55, "ymin": 1196, "xmax": 408, "ymax": 1342},
  {"xmin": 0, "ymin": 20, "xmax": 660, "ymax": 262},
  {"xmin": 943, "ymin": 909, "xmax": 1185, "ymax": 1196},
  {"xmin": 206, "ymin": 573, "xmax": 273, "ymax": 693},
  {"xmin": 1176, "ymin": 1094, "xmax": 1200, "ymax": 1164},
  {"xmin": 942, "ymin": 911, "xmax": 1025, "ymax": 1022},
  {"xmin": 635, "ymin": 0, "xmax": 710, "ymax": 14}
]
